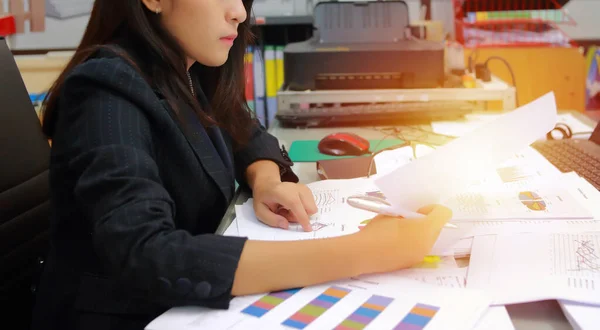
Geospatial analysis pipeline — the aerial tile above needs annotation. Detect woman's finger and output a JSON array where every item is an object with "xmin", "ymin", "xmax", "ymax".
[
  {"xmin": 276, "ymin": 208, "xmax": 298, "ymax": 223},
  {"xmin": 299, "ymin": 186, "xmax": 318, "ymax": 215},
  {"xmin": 274, "ymin": 189, "xmax": 312, "ymax": 232},
  {"xmin": 255, "ymin": 203, "xmax": 290, "ymax": 229},
  {"xmin": 282, "ymin": 197, "xmax": 312, "ymax": 231}
]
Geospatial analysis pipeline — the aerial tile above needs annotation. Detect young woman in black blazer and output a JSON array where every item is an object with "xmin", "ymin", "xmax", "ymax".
[{"xmin": 31, "ymin": 0, "xmax": 452, "ymax": 328}]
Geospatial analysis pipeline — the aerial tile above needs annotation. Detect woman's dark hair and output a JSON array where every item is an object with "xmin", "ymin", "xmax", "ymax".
[{"xmin": 41, "ymin": 0, "xmax": 256, "ymax": 146}]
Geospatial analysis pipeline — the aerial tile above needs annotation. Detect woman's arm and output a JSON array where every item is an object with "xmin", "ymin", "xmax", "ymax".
[
  {"xmin": 232, "ymin": 205, "xmax": 452, "ymax": 296},
  {"xmin": 233, "ymin": 123, "xmax": 299, "ymax": 190},
  {"xmin": 232, "ymin": 233, "xmax": 366, "ymax": 296},
  {"xmin": 245, "ymin": 159, "xmax": 281, "ymax": 189}
]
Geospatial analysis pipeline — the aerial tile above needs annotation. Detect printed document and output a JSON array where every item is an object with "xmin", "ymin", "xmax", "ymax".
[
  {"xmin": 467, "ymin": 232, "xmax": 600, "ymax": 305},
  {"xmin": 145, "ymin": 277, "xmax": 491, "ymax": 330},
  {"xmin": 373, "ymin": 92, "xmax": 558, "ymax": 216}
]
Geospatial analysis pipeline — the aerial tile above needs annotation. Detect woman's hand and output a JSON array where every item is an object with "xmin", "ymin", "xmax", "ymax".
[
  {"xmin": 252, "ymin": 179, "xmax": 318, "ymax": 232},
  {"xmin": 357, "ymin": 204, "xmax": 453, "ymax": 273}
]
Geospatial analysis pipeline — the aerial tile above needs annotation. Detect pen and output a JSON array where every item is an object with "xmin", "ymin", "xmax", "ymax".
[{"xmin": 346, "ymin": 195, "xmax": 458, "ymax": 229}]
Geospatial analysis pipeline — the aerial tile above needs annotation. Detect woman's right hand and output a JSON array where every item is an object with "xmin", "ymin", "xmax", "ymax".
[{"xmin": 356, "ymin": 205, "xmax": 453, "ymax": 274}]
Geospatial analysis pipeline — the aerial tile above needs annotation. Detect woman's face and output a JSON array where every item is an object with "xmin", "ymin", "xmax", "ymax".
[{"xmin": 142, "ymin": 0, "xmax": 247, "ymax": 68}]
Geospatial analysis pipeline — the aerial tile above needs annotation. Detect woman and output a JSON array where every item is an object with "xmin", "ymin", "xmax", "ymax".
[{"xmin": 31, "ymin": 0, "xmax": 452, "ymax": 329}]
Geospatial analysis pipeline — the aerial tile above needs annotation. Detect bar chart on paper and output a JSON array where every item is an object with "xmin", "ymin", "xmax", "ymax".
[
  {"xmin": 187, "ymin": 288, "xmax": 303, "ymax": 329},
  {"xmin": 282, "ymin": 286, "xmax": 352, "ymax": 329},
  {"xmin": 187, "ymin": 284, "xmax": 448, "ymax": 330},
  {"xmin": 241, "ymin": 288, "xmax": 302, "ymax": 317},
  {"xmin": 334, "ymin": 295, "xmax": 394, "ymax": 330},
  {"xmin": 146, "ymin": 277, "xmax": 493, "ymax": 330},
  {"xmin": 393, "ymin": 303, "xmax": 440, "ymax": 330}
]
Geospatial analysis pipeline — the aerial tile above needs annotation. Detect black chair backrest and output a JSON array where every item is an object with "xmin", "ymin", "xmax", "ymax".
[{"xmin": 0, "ymin": 37, "xmax": 51, "ymax": 328}]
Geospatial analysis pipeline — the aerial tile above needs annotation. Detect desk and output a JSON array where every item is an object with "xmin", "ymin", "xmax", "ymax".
[{"xmin": 217, "ymin": 111, "xmax": 599, "ymax": 330}]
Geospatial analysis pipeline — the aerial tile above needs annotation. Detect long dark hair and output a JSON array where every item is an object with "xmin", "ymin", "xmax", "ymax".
[{"xmin": 41, "ymin": 0, "xmax": 256, "ymax": 146}]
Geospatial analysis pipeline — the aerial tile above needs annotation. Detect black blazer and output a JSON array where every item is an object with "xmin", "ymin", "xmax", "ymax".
[{"xmin": 31, "ymin": 49, "xmax": 297, "ymax": 330}]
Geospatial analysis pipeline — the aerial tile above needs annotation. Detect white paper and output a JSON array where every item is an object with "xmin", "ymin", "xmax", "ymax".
[
  {"xmin": 473, "ymin": 307, "xmax": 515, "ymax": 330},
  {"xmin": 355, "ymin": 266, "xmax": 515, "ymax": 330},
  {"xmin": 454, "ymin": 219, "xmax": 600, "ymax": 239},
  {"xmin": 372, "ymin": 145, "xmax": 435, "ymax": 177},
  {"xmin": 466, "ymin": 233, "xmax": 600, "ymax": 306},
  {"xmin": 432, "ymin": 112, "xmax": 594, "ymax": 140},
  {"xmin": 559, "ymin": 301, "xmax": 600, "ymax": 330},
  {"xmin": 438, "ymin": 171, "xmax": 600, "ymax": 240},
  {"xmin": 431, "ymin": 114, "xmax": 501, "ymax": 137},
  {"xmin": 225, "ymin": 177, "xmax": 462, "ymax": 256},
  {"xmin": 560, "ymin": 172, "xmax": 600, "ymax": 220},
  {"xmin": 442, "ymin": 183, "xmax": 592, "ymax": 221},
  {"xmin": 145, "ymin": 278, "xmax": 491, "ymax": 330},
  {"xmin": 374, "ymin": 92, "xmax": 558, "ymax": 214}
]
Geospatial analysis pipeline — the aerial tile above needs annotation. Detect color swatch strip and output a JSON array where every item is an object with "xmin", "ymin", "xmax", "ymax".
[
  {"xmin": 282, "ymin": 286, "xmax": 352, "ymax": 329},
  {"xmin": 393, "ymin": 303, "xmax": 440, "ymax": 330},
  {"xmin": 334, "ymin": 294, "xmax": 394, "ymax": 330},
  {"xmin": 241, "ymin": 288, "xmax": 301, "ymax": 318}
]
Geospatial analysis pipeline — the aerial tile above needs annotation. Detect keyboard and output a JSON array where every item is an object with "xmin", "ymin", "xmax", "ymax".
[{"xmin": 531, "ymin": 139, "xmax": 600, "ymax": 190}]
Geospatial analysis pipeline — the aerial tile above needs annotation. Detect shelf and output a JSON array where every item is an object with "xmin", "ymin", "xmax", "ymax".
[{"xmin": 251, "ymin": 15, "xmax": 313, "ymax": 26}]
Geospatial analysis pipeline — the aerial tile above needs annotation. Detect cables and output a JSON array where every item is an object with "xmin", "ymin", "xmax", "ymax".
[
  {"xmin": 478, "ymin": 55, "xmax": 519, "ymax": 107},
  {"xmin": 547, "ymin": 122, "xmax": 594, "ymax": 140},
  {"xmin": 467, "ymin": 48, "xmax": 479, "ymax": 73}
]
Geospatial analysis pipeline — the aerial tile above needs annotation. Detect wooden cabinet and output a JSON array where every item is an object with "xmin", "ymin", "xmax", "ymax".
[
  {"xmin": 465, "ymin": 47, "xmax": 586, "ymax": 111},
  {"xmin": 14, "ymin": 54, "xmax": 70, "ymax": 94}
]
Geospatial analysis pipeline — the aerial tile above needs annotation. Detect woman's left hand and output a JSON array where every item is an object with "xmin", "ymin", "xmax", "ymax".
[{"xmin": 252, "ymin": 179, "xmax": 318, "ymax": 232}]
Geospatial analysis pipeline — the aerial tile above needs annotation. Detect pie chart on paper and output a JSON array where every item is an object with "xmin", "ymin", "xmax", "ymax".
[{"xmin": 518, "ymin": 191, "xmax": 547, "ymax": 211}]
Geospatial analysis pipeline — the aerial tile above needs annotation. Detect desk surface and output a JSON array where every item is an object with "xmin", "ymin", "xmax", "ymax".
[{"xmin": 217, "ymin": 110, "xmax": 599, "ymax": 330}]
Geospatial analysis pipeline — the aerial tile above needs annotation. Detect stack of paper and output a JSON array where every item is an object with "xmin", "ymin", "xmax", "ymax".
[
  {"xmin": 372, "ymin": 92, "xmax": 559, "ymax": 215},
  {"xmin": 145, "ymin": 92, "xmax": 600, "ymax": 329},
  {"xmin": 146, "ymin": 277, "xmax": 492, "ymax": 330}
]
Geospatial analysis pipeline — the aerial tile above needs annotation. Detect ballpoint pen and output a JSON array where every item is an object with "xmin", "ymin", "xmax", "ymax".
[{"xmin": 346, "ymin": 194, "xmax": 458, "ymax": 229}]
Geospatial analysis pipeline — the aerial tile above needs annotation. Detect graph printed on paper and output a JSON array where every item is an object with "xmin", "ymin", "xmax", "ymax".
[
  {"xmin": 287, "ymin": 221, "xmax": 335, "ymax": 233},
  {"xmin": 187, "ymin": 288, "xmax": 301, "ymax": 329},
  {"xmin": 550, "ymin": 233, "xmax": 600, "ymax": 291},
  {"xmin": 551, "ymin": 233, "xmax": 600, "ymax": 275},
  {"xmin": 444, "ymin": 188, "xmax": 587, "ymax": 220},
  {"xmin": 312, "ymin": 188, "xmax": 342, "ymax": 215},
  {"xmin": 187, "ymin": 282, "xmax": 450, "ymax": 330}
]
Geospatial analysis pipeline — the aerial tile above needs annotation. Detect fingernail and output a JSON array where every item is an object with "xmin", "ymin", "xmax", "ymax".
[{"xmin": 278, "ymin": 219, "xmax": 288, "ymax": 229}]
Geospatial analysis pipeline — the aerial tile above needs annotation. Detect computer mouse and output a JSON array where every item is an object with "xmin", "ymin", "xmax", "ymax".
[{"xmin": 318, "ymin": 132, "xmax": 371, "ymax": 156}]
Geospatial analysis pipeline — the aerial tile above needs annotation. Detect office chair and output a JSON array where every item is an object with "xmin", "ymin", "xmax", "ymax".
[{"xmin": 0, "ymin": 37, "xmax": 52, "ymax": 329}]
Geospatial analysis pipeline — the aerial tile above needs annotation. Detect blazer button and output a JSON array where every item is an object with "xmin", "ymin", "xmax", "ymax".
[
  {"xmin": 174, "ymin": 278, "xmax": 192, "ymax": 296},
  {"xmin": 194, "ymin": 281, "xmax": 212, "ymax": 298}
]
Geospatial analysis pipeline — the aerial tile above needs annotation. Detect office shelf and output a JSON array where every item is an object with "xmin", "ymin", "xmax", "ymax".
[{"xmin": 251, "ymin": 15, "xmax": 313, "ymax": 26}]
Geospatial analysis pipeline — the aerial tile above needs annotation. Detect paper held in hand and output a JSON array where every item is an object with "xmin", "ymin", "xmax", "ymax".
[{"xmin": 374, "ymin": 92, "xmax": 558, "ymax": 215}]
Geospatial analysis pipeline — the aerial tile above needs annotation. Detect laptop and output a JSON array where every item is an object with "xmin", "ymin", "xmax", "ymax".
[{"xmin": 531, "ymin": 122, "xmax": 600, "ymax": 190}]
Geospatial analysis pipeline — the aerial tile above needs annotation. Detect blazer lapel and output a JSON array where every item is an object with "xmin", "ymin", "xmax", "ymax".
[{"xmin": 160, "ymin": 98, "xmax": 234, "ymax": 201}]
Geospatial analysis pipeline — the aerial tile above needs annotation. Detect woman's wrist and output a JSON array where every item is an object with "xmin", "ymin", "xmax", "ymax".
[
  {"xmin": 246, "ymin": 160, "xmax": 282, "ymax": 191},
  {"xmin": 352, "ymin": 228, "xmax": 398, "ymax": 275},
  {"xmin": 340, "ymin": 231, "xmax": 382, "ymax": 277}
]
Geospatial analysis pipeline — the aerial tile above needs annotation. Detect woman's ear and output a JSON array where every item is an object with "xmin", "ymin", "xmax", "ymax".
[{"xmin": 141, "ymin": 0, "xmax": 163, "ymax": 14}]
